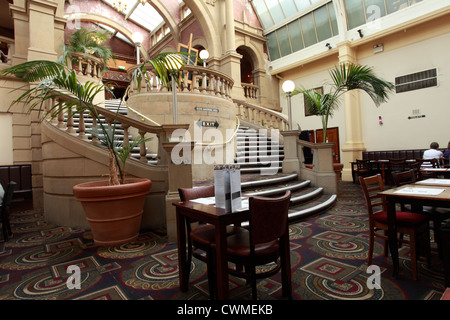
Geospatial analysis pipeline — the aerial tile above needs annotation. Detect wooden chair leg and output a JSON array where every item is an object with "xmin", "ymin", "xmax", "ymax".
[
  {"xmin": 409, "ymin": 232, "xmax": 418, "ymax": 281},
  {"xmin": 368, "ymin": 229, "xmax": 374, "ymax": 266},
  {"xmin": 1, "ymin": 215, "xmax": 9, "ymax": 242},
  {"xmin": 206, "ymin": 250, "xmax": 216, "ymax": 300}
]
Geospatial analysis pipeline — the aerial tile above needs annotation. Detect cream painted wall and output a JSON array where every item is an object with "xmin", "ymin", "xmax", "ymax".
[
  {"xmin": 279, "ymin": 31, "xmax": 450, "ymax": 160},
  {"xmin": 0, "ymin": 114, "xmax": 13, "ymax": 165},
  {"xmin": 359, "ymin": 32, "xmax": 450, "ymax": 152}
]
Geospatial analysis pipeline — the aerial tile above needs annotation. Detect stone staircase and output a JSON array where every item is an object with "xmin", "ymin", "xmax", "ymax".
[
  {"xmin": 71, "ymin": 100, "xmax": 336, "ymax": 222},
  {"xmin": 235, "ymin": 127, "xmax": 337, "ymax": 222}
]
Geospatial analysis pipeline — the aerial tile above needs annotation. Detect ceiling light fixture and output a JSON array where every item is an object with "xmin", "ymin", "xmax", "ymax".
[{"xmin": 113, "ymin": 0, "xmax": 127, "ymax": 13}]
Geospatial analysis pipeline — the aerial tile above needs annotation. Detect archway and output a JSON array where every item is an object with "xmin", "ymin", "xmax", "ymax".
[{"xmin": 237, "ymin": 46, "xmax": 255, "ymax": 84}]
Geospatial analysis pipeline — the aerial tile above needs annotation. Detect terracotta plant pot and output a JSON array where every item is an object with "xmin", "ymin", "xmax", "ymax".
[{"xmin": 73, "ymin": 178, "xmax": 152, "ymax": 246}]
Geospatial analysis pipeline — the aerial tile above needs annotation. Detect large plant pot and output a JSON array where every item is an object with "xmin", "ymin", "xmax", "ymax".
[{"xmin": 73, "ymin": 178, "xmax": 152, "ymax": 246}]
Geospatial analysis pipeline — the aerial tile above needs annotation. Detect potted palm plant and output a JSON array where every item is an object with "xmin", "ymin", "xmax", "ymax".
[
  {"xmin": 291, "ymin": 63, "xmax": 394, "ymax": 143},
  {"xmin": 60, "ymin": 27, "xmax": 114, "ymax": 73},
  {"xmin": 1, "ymin": 53, "xmax": 184, "ymax": 246}
]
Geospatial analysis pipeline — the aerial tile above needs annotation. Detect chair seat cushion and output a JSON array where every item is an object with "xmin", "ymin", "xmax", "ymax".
[
  {"xmin": 191, "ymin": 225, "xmax": 245, "ymax": 247},
  {"xmin": 373, "ymin": 210, "xmax": 428, "ymax": 227},
  {"xmin": 225, "ymin": 232, "xmax": 279, "ymax": 259}
]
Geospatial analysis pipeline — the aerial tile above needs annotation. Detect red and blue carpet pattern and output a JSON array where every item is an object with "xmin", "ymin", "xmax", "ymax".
[{"xmin": 0, "ymin": 182, "xmax": 447, "ymax": 300}]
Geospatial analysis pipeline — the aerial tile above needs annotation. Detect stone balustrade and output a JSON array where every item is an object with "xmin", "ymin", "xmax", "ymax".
[
  {"xmin": 66, "ymin": 52, "xmax": 104, "ymax": 79},
  {"xmin": 241, "ymin": 83, "xmax": 259, "ymax": 100},
  {"xmin": 47, "ymin": 97, "xmax": 189, "ymax": 167},
  {"xmin": 127, "ymin": 64, "xmax": 234, "ymax": 100},
  {"xmin": 234, "ymin": 99, "xmax": 288, "ymax": 131}
]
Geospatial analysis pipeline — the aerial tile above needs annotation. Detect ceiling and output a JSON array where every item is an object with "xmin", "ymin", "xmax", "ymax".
[
  {"xmin": 102, "ymin": 0, "xmax": 165, "ymax": 31},
  {"xmin": 0, "ymin": 0, "xmax": 177, "ymax": 40}
]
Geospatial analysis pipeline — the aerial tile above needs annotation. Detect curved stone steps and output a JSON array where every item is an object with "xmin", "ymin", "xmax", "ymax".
[
  {"xmin": 236, "ymin": 126, "xmax": 336, "ymax": 223},
  {"xmin": 287, "ymin": 194, "xmax": 337, "ymax": 222},
  {"xmin": 242, "ymin": 180, "xmax": 310, "ymax": 197}
]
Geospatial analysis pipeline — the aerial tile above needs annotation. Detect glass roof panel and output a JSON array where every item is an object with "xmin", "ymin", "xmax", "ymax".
[{"xmin": 103, "ymin": 0, "xmax": 164, "ymax": 31}]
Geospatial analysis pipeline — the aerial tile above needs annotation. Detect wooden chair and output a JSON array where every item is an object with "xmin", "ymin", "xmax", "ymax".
[
  {"xmin": 417, "ymin": 158, "xmax": 440, "ymax": 179},
  {"xmin": 1, "ymin": 182, "xmax": 16, "ymax": 242},
  {"xmin": 353, "ymin": 159, "xmax": 374, "ymax": 183},
  {"xmin": 221, "ymin": 190, "xmax": 292, "ymax": 300},
  {"xmin": 178, "ymin": 185, "xmax": 243, "ymax": 299},
  {"xmin": 359, "ymin": 175, "xmax": 430, "ymax": 280},
  {"xmin": 391, "ymin": 169, "xmax": 416, "ymax": 212},
  {"xmin": 386, "ymin": 158, "xmax": 407, "ymax": 185}
]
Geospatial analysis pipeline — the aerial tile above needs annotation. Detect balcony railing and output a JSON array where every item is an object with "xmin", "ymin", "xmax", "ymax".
[
  {"xmin": 66, "ymin": 52, "xmax": 104, "ymax": 79},
  {"xmin": 127, "ymin": 64, "xmax": 234, "ymax": 100},
  {"xmin": 242, "ymin": 83, "xmax": 259, "ymax": 100}
]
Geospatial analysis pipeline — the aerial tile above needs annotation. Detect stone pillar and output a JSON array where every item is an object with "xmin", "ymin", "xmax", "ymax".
[
  {"xmin": 9, "ymin": 0, "xmax": 66, "ymax": 209},
  {"xmin": 27, "ymin": 0, "xmax": 59, "ymax": 61},
  {"xmin": 225, "ymin": 0, "xmax": 236, "ymax": 54},
  {"xmin": 338, "ymin": 42, "xmax": 365, "ymax": 181},
  {"xmin": 312, "ymin": 143, "xmax": 337, "ymax": 194},
  {"xmin": 163, "ymin": 141, "xmax": 195, "ymax": 243},
  {"xmin": 281, "ymin": 130, "xmax": 301, "ymax": 175},
  {"xmin": 219, "ymin": 0, "xmax": 243, "ymax": 97}
]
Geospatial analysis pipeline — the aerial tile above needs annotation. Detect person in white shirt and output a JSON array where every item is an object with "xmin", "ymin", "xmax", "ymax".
[{"xmin": 422, "ymin": 142, "xmax": 443, "ymax": 167}]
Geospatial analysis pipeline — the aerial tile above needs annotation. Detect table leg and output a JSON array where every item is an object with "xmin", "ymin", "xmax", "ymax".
[
  {"xmin": 280, "ymin": 231, "xmax": 292, "ymax": 298},
  {"xmin": 176, "ymin": 210, "xmax": 188, "ymax": 292},
  {"xmin": 214, "ymin": 223, "xmax": 229, "ymax": 300},
  {"xmin": 441, "ymin": 222, "xmax": 450, "ymax": 287},
  {"xmin": 386, "ymin": 198, "xmax": 399, "ymax": 278}
]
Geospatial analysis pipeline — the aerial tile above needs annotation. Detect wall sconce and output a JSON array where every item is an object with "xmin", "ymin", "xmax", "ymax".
[
  {"xmin": 378, "ymin": 116, "xmax": 383, "ymax": 125},
  {"xmin": 358, "ymin": 29, "xmax": 363, "ymax": 38},
  {"xmin": 326, "ymin": 43, "xmax": 332, "ymax": 50},
  {"xmin": 373, "ymin": 43, "xmax": 384, "ymax": 54}
]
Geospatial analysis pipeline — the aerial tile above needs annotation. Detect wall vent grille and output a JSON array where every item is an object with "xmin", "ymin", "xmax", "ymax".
[{"xmin": 395, "ymin": 68, "xmax": 437, "ymax": 93}]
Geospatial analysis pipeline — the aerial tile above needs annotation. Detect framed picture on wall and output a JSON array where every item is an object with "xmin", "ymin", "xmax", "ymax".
[{"xmin": 304, "ymin": 86, "xmax": 323, "ymax": 117}]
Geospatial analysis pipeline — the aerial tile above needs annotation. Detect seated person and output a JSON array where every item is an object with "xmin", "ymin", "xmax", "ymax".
[{"xmin": 422, "ymin": 141, "xmax": 444, "ymax": 167}]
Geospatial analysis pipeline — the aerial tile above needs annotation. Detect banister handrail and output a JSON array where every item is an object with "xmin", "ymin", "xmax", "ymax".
[{"xmin": 233, "ymin": 99, "xmax": 288, "ymax": 131}]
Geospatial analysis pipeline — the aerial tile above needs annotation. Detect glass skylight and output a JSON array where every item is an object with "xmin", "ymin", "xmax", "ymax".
[{"xmin": 103, "ymin": 0, "xmax": 164, "ymax": 31}]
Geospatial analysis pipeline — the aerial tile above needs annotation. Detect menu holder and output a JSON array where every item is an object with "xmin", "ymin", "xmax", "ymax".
[{"xmin": 214, "ymin": 165, "xmax": 242, "ymax": 212}]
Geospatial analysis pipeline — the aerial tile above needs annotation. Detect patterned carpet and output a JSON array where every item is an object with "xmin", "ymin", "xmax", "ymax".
[{"xmin": 0, "ymin": 181, "xmax": 447, "ymax": 302}]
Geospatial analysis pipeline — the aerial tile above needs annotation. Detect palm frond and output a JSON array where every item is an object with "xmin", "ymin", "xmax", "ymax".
[
  {"xmin": 0, "ymin": 60, "xmax": 66, "ymax": 83},
  {"xmin": 330, "ymin": 63, "xmax": 394, "ymax": 106}
]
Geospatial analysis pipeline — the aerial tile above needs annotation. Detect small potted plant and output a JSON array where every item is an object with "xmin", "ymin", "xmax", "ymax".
[{"xmin": 1, "ymin": 53, "xmax": 184, "ymax": 246}]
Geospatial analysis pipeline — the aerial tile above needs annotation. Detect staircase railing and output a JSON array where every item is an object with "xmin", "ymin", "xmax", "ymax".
[
  {"xmin": 65, "ymin": 52, "xmax": 104, "ymax": 79},
  {"xmin": 233, "ymin": 99, "xmax": 289, "ymax": 131},
  {"xmin": 47, "ymin": 96, "xmax": 189, "ymax": 166}
]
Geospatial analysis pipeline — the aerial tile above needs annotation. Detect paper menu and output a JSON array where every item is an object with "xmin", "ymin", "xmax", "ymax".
[{"xmin": 393, "ymin": 187, "xmax": 445, "ymax": 196}]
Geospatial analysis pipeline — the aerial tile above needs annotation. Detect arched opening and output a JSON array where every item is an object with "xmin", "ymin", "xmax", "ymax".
[{"xmin": 237, "ymin": 47, "xmax": 254, "ymax": 85}]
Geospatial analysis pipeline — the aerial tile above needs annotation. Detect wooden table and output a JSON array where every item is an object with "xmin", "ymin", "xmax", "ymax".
[
  {"xmin": 379, "ymin": 184, "xmax": 450, "ymax": 279},
  {"xmin": 420, "ymin": 168, "xmax": 450, "ymax": 178},
  {"xmin": 415, "ymin": 178, "xmax": 450, "ymax": 187},
  {"xmin": 173, "ymin": 199, "xmax": 250, "ymax": 300}
]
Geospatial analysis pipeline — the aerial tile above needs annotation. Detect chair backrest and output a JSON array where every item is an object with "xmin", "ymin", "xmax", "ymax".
[
  {"xmin": 388, "ymin": 158, "xmax": 407, "ymax": 171},
  {"xmin": 392, "ymin": 169, "xmax": 416, "ymax": 187},
  {"xmin": 178, "ymin": 185, "xmax": 215, "ymax": 201},
  {"xmin": 356, "ymin": 159, "xmax": 370, "ymax": 170},
  {"xmin": 359, "ymin": 175, "xmax": 385, "ymax": 215},
  {"xmin": 249, "ymin": 190, "xmax": 291, "ymax": 245},
  {"xmin": 418, "ymin": 158, "xmax": 440, "ymax": 168},
  {"xmin": 1, "ymin": 181, "xmax": 16, "ymax": 209}
]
